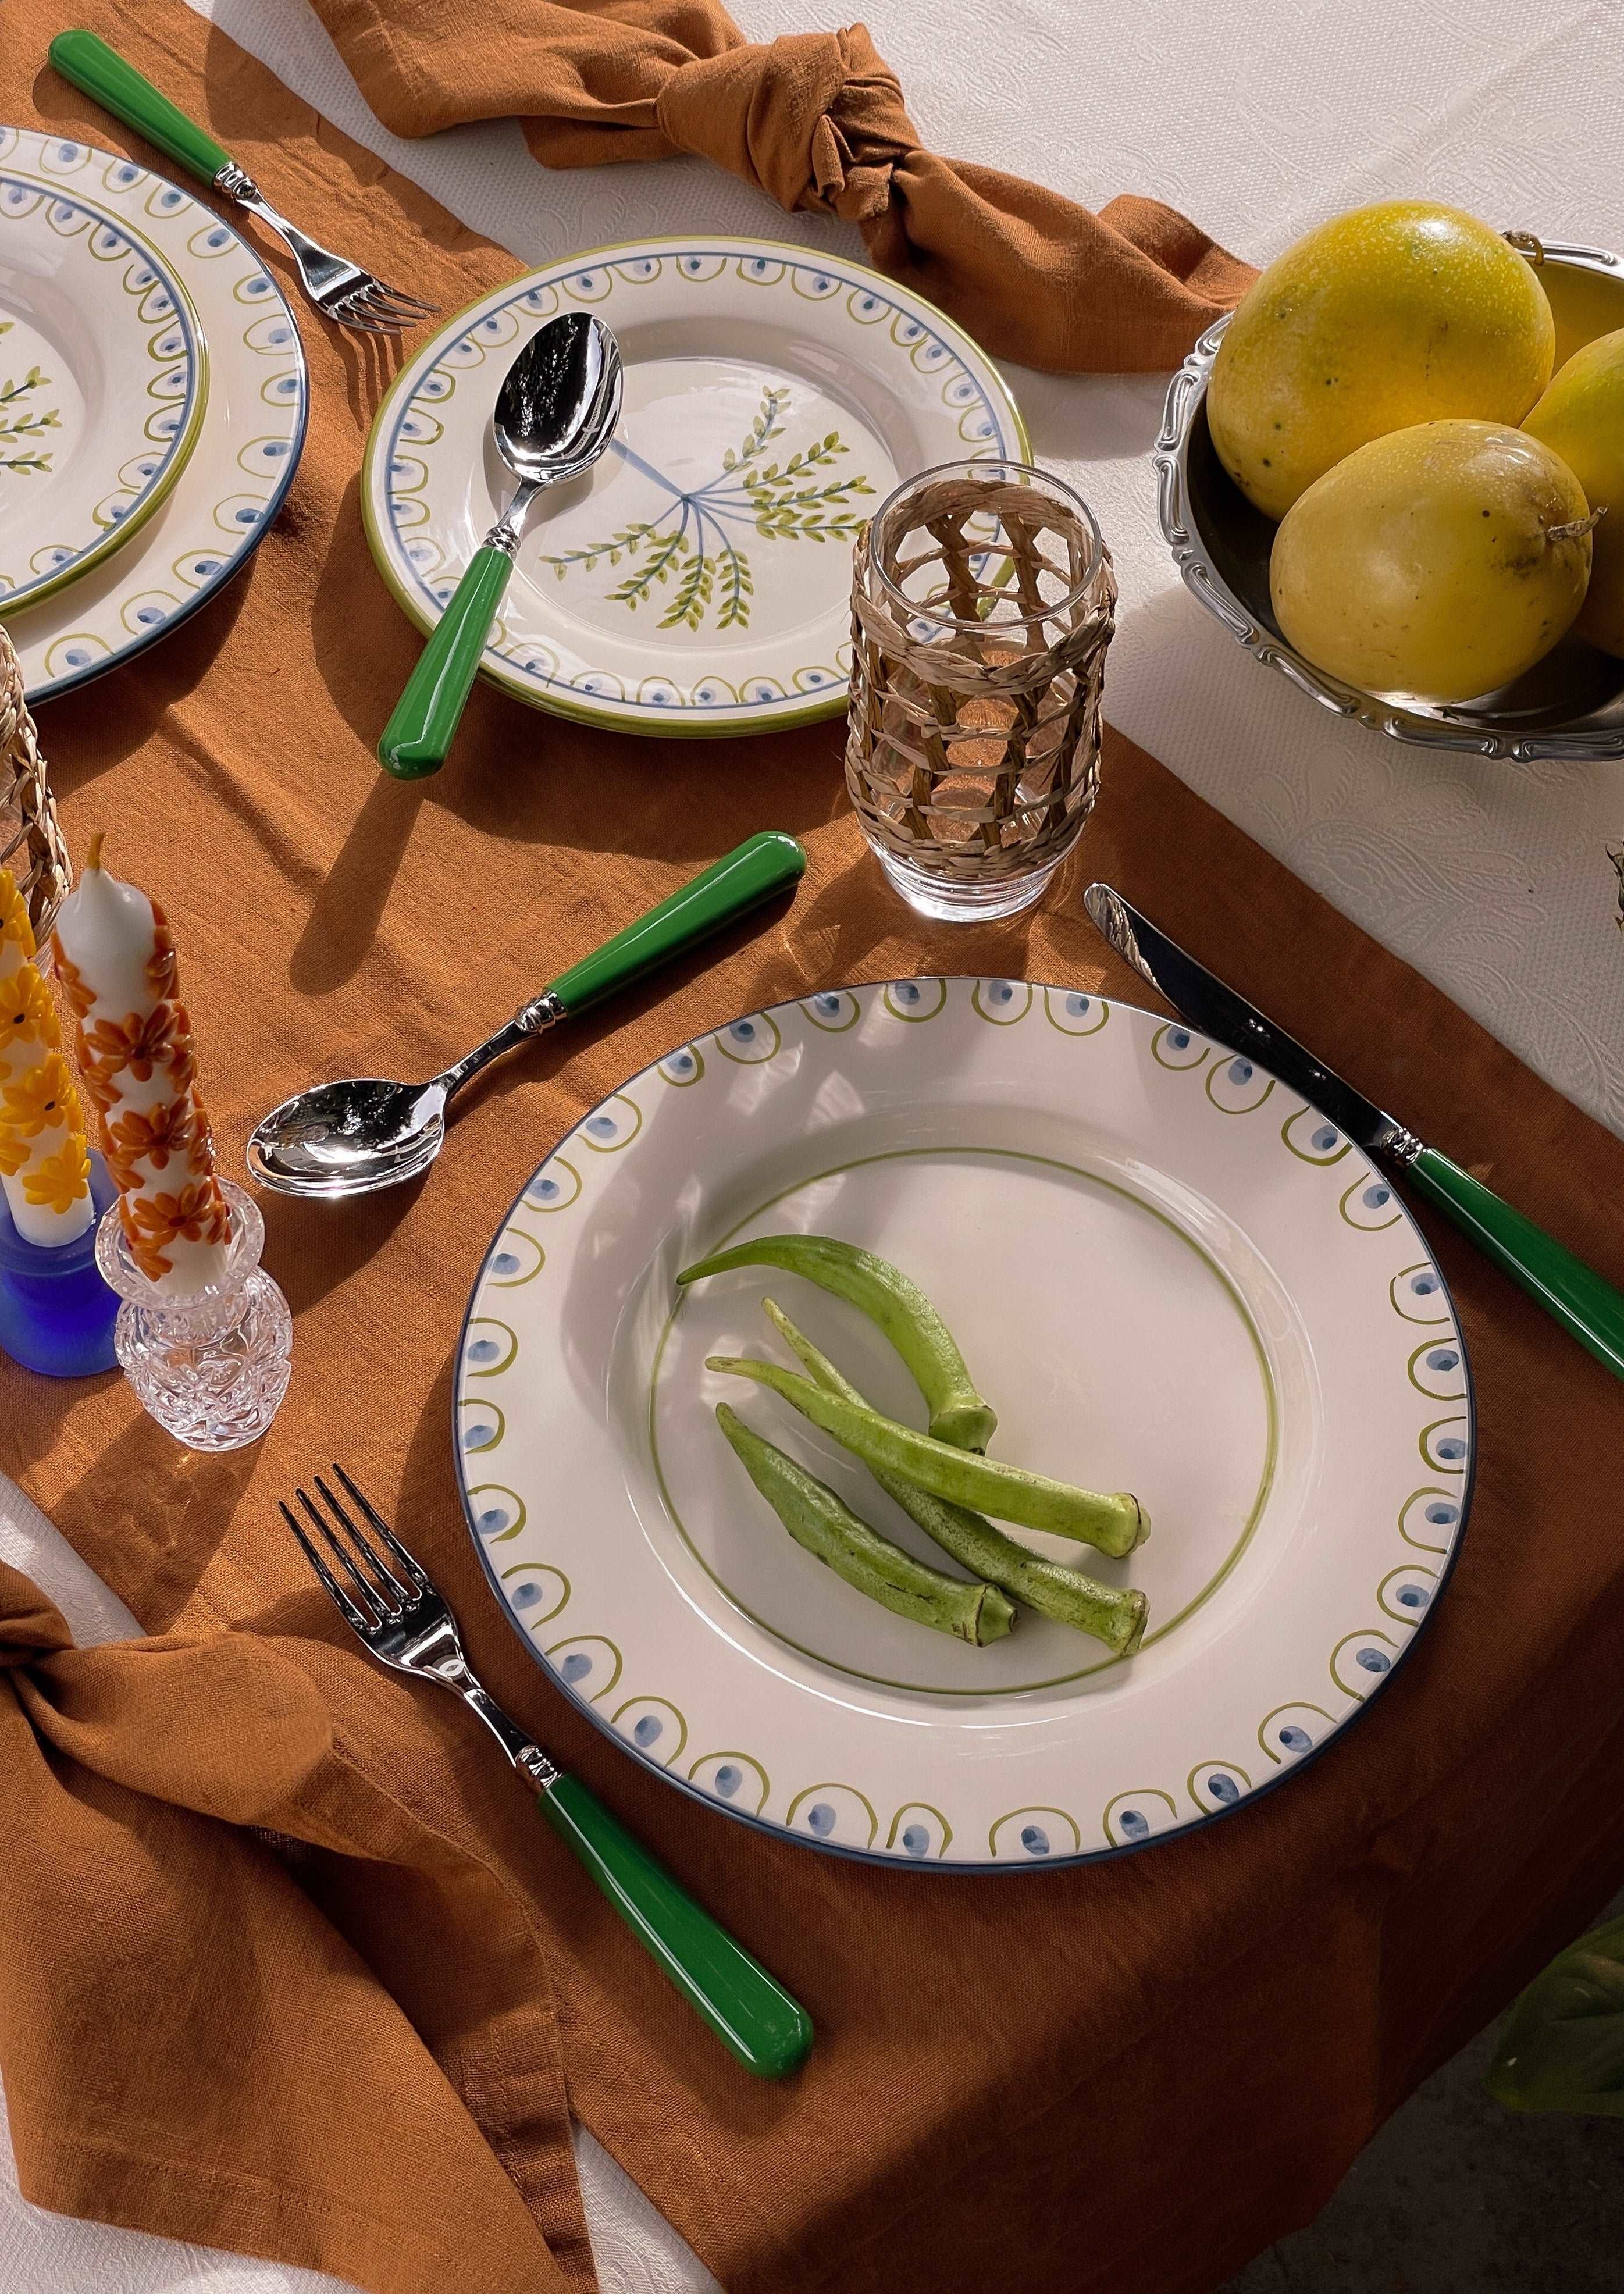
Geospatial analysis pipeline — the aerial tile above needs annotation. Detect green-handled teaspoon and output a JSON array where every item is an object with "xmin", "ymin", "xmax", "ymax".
[
  {"xmin": 248, "ymin": 832, "xmax": 805, "ymax": 1198},
  {"xmin": 377, "ymin": 313, "xmax": 623, "ymax": 778}
]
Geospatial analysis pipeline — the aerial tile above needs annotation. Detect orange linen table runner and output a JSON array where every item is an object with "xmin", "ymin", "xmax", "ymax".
[
  {"xmin": 308, "ymin": 0, "xmax": 1256, "ymax": 371},
  {"xmin": 4, "ymin": 10, "xmax": 1624, "ymax": 2294}
]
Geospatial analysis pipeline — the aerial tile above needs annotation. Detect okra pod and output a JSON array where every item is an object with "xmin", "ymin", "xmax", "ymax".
[
  {"xmin": 763, "ymin": 1300, "xmax": 1148, "ymax": 1657},
  {"xmin": 706, "ymin": 1355, "xmax": 1149, "ymax": 1558},
  {"xmin": 678, "ymin": 1232, "xmax": 996, "ymax": 1451},
  {"xmin": 714, "ymin": 1404, "xmax": 1016, "ymax": 1646}
]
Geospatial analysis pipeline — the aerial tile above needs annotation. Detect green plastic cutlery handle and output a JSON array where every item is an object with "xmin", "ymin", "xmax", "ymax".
[
  {"xmin": 378, "ymin": 546, "xmax": 515, "ymax": 779},
  {"xmin": 548, "ymin": 831, "xmax": 807, "ymax": 1014},
  {"xmin": 1405, "ymin": 1145, "xmax": 1624, "ymax": 1380},
  {"xmin": 50, "ymin": 30, "xmax": 233, "ymax": 185},
  {"xmin": 539, "ymin": 1771, "xmax": 813, "ymax": 2078}
]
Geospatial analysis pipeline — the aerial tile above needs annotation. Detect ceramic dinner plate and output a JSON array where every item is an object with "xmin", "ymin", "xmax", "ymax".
[
  {"xmin": 0, "ymin": 129, "xmax": 307, "ymax": 704},
  {"xmin": 362, "ymin": 236, "xmax": 1028, "ymax": 737},
  {"xmin": 0, "ymin": 164, "xmax": 205, "ymax": 617},
  {"xmin": 454, "ymin": 978, "xmax": 1474, "ymax": 1871}
]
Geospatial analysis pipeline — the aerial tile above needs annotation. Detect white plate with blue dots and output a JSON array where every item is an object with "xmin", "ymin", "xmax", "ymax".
[
  {"xmin": 0, "ymin": 127, "xmax": 306, "ymax": 705},
  {"xmin": 455, "ymin": 978, "xmax": 1474, "ymax": 1870},
  {"xmin": 362, "ymin": 235, "xmax": 1027, "ymax": 739},
  {"xmin": 0, "ymin": 159, "xmax": 206, "ymax": 618}
]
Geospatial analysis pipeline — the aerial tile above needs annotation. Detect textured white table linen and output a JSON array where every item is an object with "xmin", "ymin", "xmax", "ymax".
[{"xmin": 6, "ymin": 1, "xmax": 1623, "ymax": 2286}]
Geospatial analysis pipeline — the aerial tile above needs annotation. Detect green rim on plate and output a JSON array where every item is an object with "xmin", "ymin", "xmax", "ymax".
[{"xmin": 0, "ymin": 170, "xmax": 208, "ymax": 619}]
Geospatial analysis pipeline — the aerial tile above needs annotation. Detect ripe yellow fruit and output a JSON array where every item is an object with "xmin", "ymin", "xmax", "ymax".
[
  {"xmin": 1209, "ymin": 201, "xmax": 1555, "ymax": 519},
  {"xmin": 1523, "ymin": 327, "xmax": 1624, "ymax": 656},
  {"xmin": 1270, "ymin": 421, "xmax": 1594, "ymax": 701}
]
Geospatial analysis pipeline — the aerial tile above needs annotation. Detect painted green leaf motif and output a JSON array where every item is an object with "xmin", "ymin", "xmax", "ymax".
[
  {"xmin": 0, "ymin": 329, "xmax": 58, "ymax": 475},
  {"xmin": 536, "ymin": 386, "xmax": 874, "ymax": 632}
]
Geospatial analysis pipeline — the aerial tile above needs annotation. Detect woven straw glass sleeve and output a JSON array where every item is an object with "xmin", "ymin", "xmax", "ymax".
[{"xmin": 845, "ymin": 459, "xmax": 1115, "ymax": 923}]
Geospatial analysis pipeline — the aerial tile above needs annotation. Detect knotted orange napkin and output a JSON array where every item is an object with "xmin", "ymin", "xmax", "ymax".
[{"xmin": 309, "ymin": 1, "xmax": 1253, "ymax": 369}]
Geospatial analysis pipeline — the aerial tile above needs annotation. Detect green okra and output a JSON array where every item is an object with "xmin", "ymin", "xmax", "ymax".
[
  {"xmin": 706, "ymin": 1355, "xmax": 1149, "ymax": 1559},
  {"xmin": 763, "ymin": 1299, "xmax": 1148, "ymax": 1657},
  {"xmin": 714, "ymin": 1404, "xmax": 1015, "ymax": 1646},
  {"xmin": 678, "ymin": 1232, "xmax": 996, "ymax": 1451}
]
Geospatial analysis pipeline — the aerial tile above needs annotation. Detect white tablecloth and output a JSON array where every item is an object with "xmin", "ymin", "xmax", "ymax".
[{"xmin": 6, "ymin": 0, "xmax": 1622, "ymax": 2285}]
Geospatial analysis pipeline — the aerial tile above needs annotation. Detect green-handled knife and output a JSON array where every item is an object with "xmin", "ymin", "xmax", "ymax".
[{"xmin": 1084, "ymin": 882, "xmax": 1624, "ymax": 1380}]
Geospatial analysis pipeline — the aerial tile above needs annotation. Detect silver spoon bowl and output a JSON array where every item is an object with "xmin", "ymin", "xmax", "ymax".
[{"xmin": 248, "ymin": 993, "xmax": 562, "ymax": 1199}]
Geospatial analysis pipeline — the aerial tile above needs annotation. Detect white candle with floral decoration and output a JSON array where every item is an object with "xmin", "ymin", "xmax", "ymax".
[
  {"xmin": 52, "ymin": 834, "xmax": 231, "ymax": 1295},
  {"xmin": 0, "ymin": 867, "xmax": 93, "ymax": 1247}
]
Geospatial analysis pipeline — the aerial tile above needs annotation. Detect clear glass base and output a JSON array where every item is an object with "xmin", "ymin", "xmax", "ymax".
[
  {"xmin": 95, "ymin": 1180, "xmax": 293, "ymax": 1452},
  {"xmin": 874, "ymin": 845, "xmax": 1062, "ymax": 923}
]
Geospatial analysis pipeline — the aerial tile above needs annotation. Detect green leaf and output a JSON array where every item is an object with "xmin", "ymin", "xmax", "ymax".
[{"xmin": 1487, "ymin": 1912, "xmax": 1624, "ymax": 2117}]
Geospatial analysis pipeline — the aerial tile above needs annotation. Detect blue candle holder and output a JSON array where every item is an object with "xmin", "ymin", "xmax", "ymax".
[{"xmin": 0, "ymin": 1152, "xmax": 120, "ymax": 1378}]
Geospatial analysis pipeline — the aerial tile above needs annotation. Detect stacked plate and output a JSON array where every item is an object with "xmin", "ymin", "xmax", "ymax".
[{"xmin": 0, "ymin": 126, "xmax": 307, "ymax": 703}]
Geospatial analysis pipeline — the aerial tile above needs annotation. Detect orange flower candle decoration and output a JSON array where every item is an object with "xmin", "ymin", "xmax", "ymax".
[
  {"xmin": 0, "ymin": 867, "xmax": 94, "ymax": 1247},
  {"xmin": 52, "ymin": 833, "xmax": 232, "ymax": 1296}
]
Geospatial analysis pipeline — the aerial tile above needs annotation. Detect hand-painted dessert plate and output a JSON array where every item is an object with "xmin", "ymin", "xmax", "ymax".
[
  {"xmin": 0, "ymin": 130, "xmax": 307, "ymax": 705},
  {"xmin": 363, "ymin": 236, "xmax": 1028, "ymax": 737},
  {"xmin": 455, "ymin": 978, "xmax": 1473, "ymax": 1870},
  {"xmin": 0, "ymin": 164, "xmax": 206, "ymax": 617}
]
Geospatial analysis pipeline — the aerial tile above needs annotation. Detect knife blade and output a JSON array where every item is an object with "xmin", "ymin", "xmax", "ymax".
[
  {"xmin": 1082, "ymin": 884, "xmax": 1418, "ymax": 1161},
  {"xmin": 1082, "ymin": 881, "xmax": 1624, "ymax": 1382}
]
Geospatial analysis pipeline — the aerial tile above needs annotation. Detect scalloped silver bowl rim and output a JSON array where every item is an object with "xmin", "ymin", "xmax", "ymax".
[{"xmin": 1154, "ymin": 237, "xmax": 1624, "ymax": 764}]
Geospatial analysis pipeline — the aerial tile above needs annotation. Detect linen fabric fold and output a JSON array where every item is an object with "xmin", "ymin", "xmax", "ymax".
[
  {"xmin": 0, "ymin": 1561, "xmax": 577, "ymax": 2294},
  {"xmin": 308, "ymin": 2, "xmax": 1255, "ymax": 370},
  {"xmin": 5, "ymin": 9, "xmax": 1624, "ymax": 2294}
]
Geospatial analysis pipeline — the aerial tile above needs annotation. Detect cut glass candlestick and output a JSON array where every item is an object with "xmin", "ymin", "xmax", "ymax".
[{"xmin": 94, "ymin": 1178, "xmax": 292, "ymax": 1451}]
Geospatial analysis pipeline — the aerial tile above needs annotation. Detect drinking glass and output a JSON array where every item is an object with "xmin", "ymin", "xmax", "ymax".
[{"xmin": 845, "ymin": 459, "xmax": 1116, "ymax": 922}]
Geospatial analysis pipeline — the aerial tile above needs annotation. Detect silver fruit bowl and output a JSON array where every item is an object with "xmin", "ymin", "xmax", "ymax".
[{"xmin": 1155, "ymin": 238, "xmax": 1624, "ymax": 761}]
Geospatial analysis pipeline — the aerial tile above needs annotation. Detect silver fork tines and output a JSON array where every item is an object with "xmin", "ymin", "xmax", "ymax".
[
  {"xmin": 280, "ymin": 1466, "xmax": 555, "ymax": 1783},
  {"xmin": 213, "ymin": 164, "xmax": 436, "ymax": 336}
]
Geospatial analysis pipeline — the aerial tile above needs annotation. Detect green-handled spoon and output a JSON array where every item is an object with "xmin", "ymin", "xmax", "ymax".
[
  {"xmin": 248, "ymin": 831, "xmax": 805, "ymax": 1198},
  {"xmin": 378, "ymin": 314, "xmax": 623, "ymax": 778}
]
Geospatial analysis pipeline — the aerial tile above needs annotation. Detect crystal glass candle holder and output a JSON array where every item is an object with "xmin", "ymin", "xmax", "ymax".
[
  {"xmin": 845, "ymin": 458, "xmax": 1117, "ymax": 922},
  {"xmin": 95, "ymin": 1178, "xmax": 293, "ymax": 1452}
]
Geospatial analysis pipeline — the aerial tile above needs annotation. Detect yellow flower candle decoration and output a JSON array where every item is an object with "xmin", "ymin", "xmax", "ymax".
[
  {"xmin": 0, "ymin": 867, "xmax": 93, "ymax": 1246},
  {"xmin": 52, "ymin": 833, "xmax": 232, "ymax": 1297}
]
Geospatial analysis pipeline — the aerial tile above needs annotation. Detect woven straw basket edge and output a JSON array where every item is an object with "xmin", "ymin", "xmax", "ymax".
[{"xmin": 0, "ymin": 622, "xmax": 71, "ymax": 943}]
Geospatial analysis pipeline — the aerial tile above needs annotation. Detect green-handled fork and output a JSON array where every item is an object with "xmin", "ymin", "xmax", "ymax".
[
  {"xmin": 282, "ymin": 1465, "xmax": 814, "ymax": 2079},
  {"xmin": 51, "ymin": 29, "xmax": 436, "ymax": 336}
]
